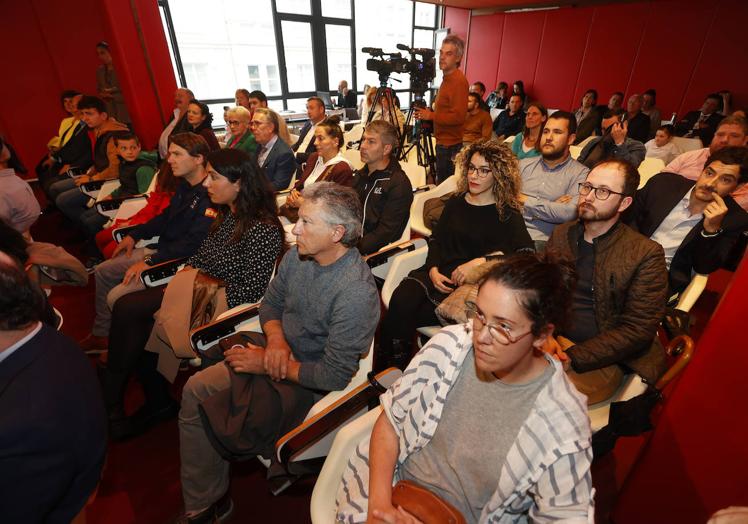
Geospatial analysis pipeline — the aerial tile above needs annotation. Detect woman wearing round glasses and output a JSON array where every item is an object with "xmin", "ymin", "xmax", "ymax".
[
  {"xmin": 377, "ymin": 140, "xmax": 534, "ymax": 371},
  {"xmin": 337, "ymin": 253, "xmax": 593, "ymax": 523},
  {"xmin": 224, "ymin": 106, "xmax": 257, "ymax": 155}
]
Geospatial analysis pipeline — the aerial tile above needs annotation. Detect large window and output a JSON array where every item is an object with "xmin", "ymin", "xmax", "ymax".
[{"xmin": 159, "ymin": 0, "xmax": 441, "ymax": 118}]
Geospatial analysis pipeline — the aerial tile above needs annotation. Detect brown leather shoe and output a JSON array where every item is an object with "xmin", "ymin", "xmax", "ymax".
[{"xmin": 79, "ymin": 334, "xmax": 109, "ymax": 355}]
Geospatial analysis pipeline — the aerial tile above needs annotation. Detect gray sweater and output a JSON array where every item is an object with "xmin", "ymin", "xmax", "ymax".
[{"xmin": 259, "ymin": 246, "xmax": 380, "ymax": 392}]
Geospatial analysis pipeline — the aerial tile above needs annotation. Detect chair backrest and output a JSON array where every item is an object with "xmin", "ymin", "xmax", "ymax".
[
  {"xmin": 575, "ymin": 135, "xmax": 596, "ymax": 149},
  {"xmin": 638, "ymin": 157, "xmax": 666, "ymax": 189},
  {"xmin": 341, "ymin": 147, "xmax": 364, "ymax": 170},
  {"xmin": 569, "ymin": 145, "xmax": 582, "ymax": 159},
  {"xmin": 399, "ymin": 160, "xmax": 427, "ymax": 189},
  {"xmin": 344, "ymin": 124, "xmax": 364, "ymax": 148},
  {"xmin": 95, "ymin": 180, "xmax": 121, "ymax": 202},
  {"xmin": 671, "ymin": 136, "xmax": 703, "ymax": 153},
  {"xmin": 409, "ymin": 173, "xmax": 460, "ymax": 237},
  {"xmin": 381, "ymin": 243, "xmax": 429, "ymax": 308},
  {"xmin": 503, "ymin": 134, "xmax": 516, "ymax": 143},
  {"xmin": 310, "ymin": 407, "xmax": 382, "ymax": 524},
  {"xmin": 489, "ymin": 108, "xmax": 503, "ymax": 122}
]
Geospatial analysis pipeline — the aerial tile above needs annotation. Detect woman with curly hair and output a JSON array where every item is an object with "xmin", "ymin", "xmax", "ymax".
[{"xmin": 377, "ymin": 140, "xmax": 534, "ymax": 371}]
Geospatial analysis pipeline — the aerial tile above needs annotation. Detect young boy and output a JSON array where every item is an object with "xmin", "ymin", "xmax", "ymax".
[
  {"xmin": 645, "ymin": 124, "xmax": 681, "ymax": 164},
  {"xmin": 107, "ymin": 134, "xmax": 157, "ymax": 199}
]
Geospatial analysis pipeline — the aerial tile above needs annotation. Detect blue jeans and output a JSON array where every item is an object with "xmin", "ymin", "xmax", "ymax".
[{"xmin": 55, "ymin": 186, "xmax": 91, "ymax": 224}]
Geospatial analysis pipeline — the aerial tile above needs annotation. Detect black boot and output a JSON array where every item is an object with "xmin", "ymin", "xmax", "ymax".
[{"xmin": 374, "ymin": 337, "xmax": 414, "ymax": 372}]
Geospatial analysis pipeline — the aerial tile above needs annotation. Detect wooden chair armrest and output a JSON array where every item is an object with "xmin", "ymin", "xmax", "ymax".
[
  {"xmin": 275, "ymin": 368, "xmax": 402, "ymax": 465},
  {"xmin": 140, "ymin": 257, "xmax": 189, "ymax": 287},
  {"xmin": 189, "ymin": 303, "xmax": 261, "ymax": 353},
  {"xmin": 655, "ymin": 335, "xmax": 694, "ymax": 391}
]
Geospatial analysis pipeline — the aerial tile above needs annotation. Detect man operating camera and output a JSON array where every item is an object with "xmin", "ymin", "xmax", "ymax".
[{"xmin": 413, "ymin": 34, "xmax": 469, "ymax": 184}]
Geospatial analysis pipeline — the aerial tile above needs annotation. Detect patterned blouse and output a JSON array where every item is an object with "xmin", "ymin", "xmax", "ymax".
[{"xmin": 187, "ymin": 212, "xmax": 283, "ymax": 307}]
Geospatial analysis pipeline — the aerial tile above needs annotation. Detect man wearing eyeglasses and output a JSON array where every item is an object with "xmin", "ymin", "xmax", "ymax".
[
  {"xmin": 545, "ymin": 159, "xmax": 668, "ymax": 404},
  {"xmin": 624, "ymin": 146, "xmax": 748, "ymax": 294},
  {"xmin": 519, "ymin": 111, "xmax": 589, "ymax": 250}
]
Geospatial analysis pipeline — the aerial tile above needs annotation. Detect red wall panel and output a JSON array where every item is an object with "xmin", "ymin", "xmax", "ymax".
[
  {"xmin": 495, "ymin": 12, "xmax": 545, "ymax": 98},
  {"xmin": 682, "ymin": 0, "xmax": 748, "ymax": 115},
  {"xmin": 613, "ymin": 258, "xmax": 748, "ymax": 522},
  {"xmin": 465, "ymin": 14, "xmax": 504, "ymax": 90},
  {"xmin": 571, "ymin": 3, "xmax": 647, "ymax": 111},
  {"xmin": 463, "ymin": 0, "xmax": 748, "ymax": 122},
  {"xmin": 443, "ymin": 6, "xmax": 470, "ymax": 43},
  {"xmin": 532, "ymin": 7, "xmax": 593, "ymax": 111},
  {"xmin": 627, "ymin": 0, "xmax": 713, "ymax": 120}
]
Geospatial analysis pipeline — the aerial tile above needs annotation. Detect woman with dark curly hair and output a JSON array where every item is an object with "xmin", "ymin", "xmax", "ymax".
[
  {"xmin": 377, "ymin": 140, "xmax": 534, "ymax": 370},
  {"xmin": 186, "ymin": 100, "xmax": 220, "ymax": 151},
  {"xmin": 102, "ymin": 148, "xmax": 284, "ymax": 440}
]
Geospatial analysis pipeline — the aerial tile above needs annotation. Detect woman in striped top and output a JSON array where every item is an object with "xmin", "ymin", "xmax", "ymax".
[{"xmin": 336, "ymin": 253, "xmax": 593, "ymax": 523}]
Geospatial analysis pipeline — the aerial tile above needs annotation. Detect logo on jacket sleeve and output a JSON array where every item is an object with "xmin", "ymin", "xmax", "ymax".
[{"xmin": 205, "ymin": 208, "xmax": 218, "ymax": 218}]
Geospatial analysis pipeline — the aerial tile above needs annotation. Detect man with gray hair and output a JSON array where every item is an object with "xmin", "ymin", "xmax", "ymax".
[
  {"xmin": 176, "ymin": 182, "xmax": 380, "ymax": 522},
  {"xmin": 414, "ymin": 34, "xmax": 469, "ymax": 183}
]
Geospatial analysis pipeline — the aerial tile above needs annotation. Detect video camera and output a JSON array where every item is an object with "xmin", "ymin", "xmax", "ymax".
[{"xmin": 362, "ymin": 44, "xmax": 436, "ymax": 96}]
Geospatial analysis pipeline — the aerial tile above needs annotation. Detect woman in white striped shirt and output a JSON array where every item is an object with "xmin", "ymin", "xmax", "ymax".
[{"xmin": 336, "ymin": 253, "xmax": 594, "ymax": 523}]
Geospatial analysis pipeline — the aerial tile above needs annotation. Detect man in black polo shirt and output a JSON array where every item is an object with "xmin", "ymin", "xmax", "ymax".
[{"xmin": 80, "ymin": 132, "xmax": 215, "ymax": 353}]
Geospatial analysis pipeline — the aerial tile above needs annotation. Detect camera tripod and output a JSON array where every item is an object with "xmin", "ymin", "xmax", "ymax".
[
  {"xmin": 348, "ymin": 79, "xmax": 404, "ymax": 150},
  {"xmin": 399, "ymin": 95, "xmax": 436, "ymax": 182}
]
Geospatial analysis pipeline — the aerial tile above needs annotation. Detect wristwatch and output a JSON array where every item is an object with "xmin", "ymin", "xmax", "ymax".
[
  {"xmin": 701, "ymin": 228, "xmax": 723, "ymax": 238},
  {"xmin": 143, "ymin": 254, "xmax": 155, "ymax": 266}
]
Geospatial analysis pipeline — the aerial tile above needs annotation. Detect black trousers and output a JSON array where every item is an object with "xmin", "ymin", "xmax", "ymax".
[
  {"xmin": 435, "ymin": 143, "xmax": 462, "ymax": 185},
  {"xmin": 379, "ymin": 275, "xmax": 441, "ymax": 349},
  {"xmin": 102, "ymin": 286, "xmax": 171, "ymax": 413}
]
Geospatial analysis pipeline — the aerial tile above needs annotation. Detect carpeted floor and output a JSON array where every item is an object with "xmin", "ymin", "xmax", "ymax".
[{"xmin": 30, "ymin": 188, "xmax": 732, "ymax": 524}]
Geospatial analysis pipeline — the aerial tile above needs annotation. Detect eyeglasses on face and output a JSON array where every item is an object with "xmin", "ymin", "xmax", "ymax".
[
  {"xmin": 578, "ymin": 182, "xmax": 626, "ymax": 201},
  {"xmin": 465, "ymin": 301, "xmax": 532, "ymax": 345},
  {"xmin": 227, "ymin": 120, "xmax": 242, "ymax": 126},
  {"xmin": 467, "ymin": 165, "xmax": 492, "ymax": 178}
]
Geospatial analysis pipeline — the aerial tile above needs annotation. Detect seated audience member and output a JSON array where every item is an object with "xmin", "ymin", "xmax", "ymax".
[
  {"xmin": 469, "ymin": 81, "xmax": 490, "ymax": 112},
  {"xmin": 625, "ymin": 93, "xmax": 651, "ymax": 144},
  {"xmin": 578, "ymin": 108, "xmax": 646, "ymax": 169},
  {"xmin": 186, "ymin": 100, "xmax": 220, "ymax": 151},
  {"xmin": 176, "ymin": 182, "xmax": 380, "ymax": 521},
  {"xmin": 158, "ymin": 87, "xmax": 194, "ymax": 159},
  {"xmin": 462, "ymin": 92, "xmax": 493, "ymax": 144},
  {"xmin": 645, "ymin": 125, "xmax": 680, "ymax": 164},
  {"xmin": 96, "ymin": 41, "xmax": 130, "ymax": 125},
  {"xmin": 95, "ymin": 163, "xmax": 178, "ymax": 260},
  {"xmin": 360, "ymin": 86, "xmax": 377, "ymax": 122},
  {"xmin": 513, "ymin": 80, "xmax": 528, "ymax": 107},
  {"xmin": 0, "ymin": 138, "xmax": 40, "ymax": 239},
  {"xmin": 292, "ymin": 97, "xmax": 327, "ymax": 165},
  {"xmin": 38, "ymin": 92, "xmax": 93, "ymax": 197},
  {"xmin": 336, "ymin": 253, "xmax": 593, "ymax": 523},
  {"xmin": 520, "ymin": 111, "xmax": 589, "ymax": 248},
  {"xmin": 251, "ymin": 108, "xmax": 296, "ymax": 191},
  {"xmin": 492, "ymin": 93, "xmax": 525, "ymax": 140},
  {"xmin": 0, "ymin": 251, "xmax": 106, "ymax": 523},
  {"xmin": 486, "ymin": 81, "xmax": 508, "ymax": 110},
  {"xmin": 102, "ymin": 148, "xmax": 284, "ymax": 440},
  {"xmin": 642, "ymin": 88, "xmax": 661, "ymax": 139},
  {"xmin": 80, "ymin": 133, "xmax": 215, "ymax": 353},
  {"xmin": 224, "ymin": 106, "xmax": 257, "ymax": 155},
  {"xmin": 732, "ymin": 108, "xmax": 747, "ymax": 120},
  {"xmin": 77, "ymin": 133, "xmax": 158, "ymax": 239},
  {"xmin": 608, "ymin": 91, "xmax": 624, "ymax": 111},
  {"xmin": 367, "ymin": 92, "xmax": 406, "ymax": 134},
  {"xmin": 511, "ymin": 102, "xmax": 547, "ymax": 160},
  {"xmin": 666, "ymin": 116, "xmax": 748, "ymax": 210},
  {"xmin": 336, "ymin": 80, "xmax": 357, "ymax": 109},
  {"xmin": 37, "ymin": 91, "xmax": 81, "ymax": 177},
  {"xmin": 48, "ymin": 95, "xmax": 129, "ymax": 207},
  {"xmin": 377, "ymin": 141, "xmax": 534, "ymax": 370},
  {"xmin": 353, "ymin": 120, "xmax": 413, "ymax": 255},
  {"xmin": 625, "ymin": 147, "xmax": 748, "ymax": 294},
  {"xmin": 280, "ymin": 116, "xmax": 353, "ymax": 220},
  {"xmin": 247, "ymin": 90, "xmax": 269, "ymax": 115},
  {"xmin": 235, "ymin": 88, "xmax": 251, "ymax": 112},
  {"xmin": 675, "ymin": 93, "xmax": 724, "ymax": 146},
  {"xmin": 574, "ymin": 88, "xmax": 603, "ymax": 144},
  {"xmin": 545, "ymin": 159, "xmax": 668, "ymax": 404}
]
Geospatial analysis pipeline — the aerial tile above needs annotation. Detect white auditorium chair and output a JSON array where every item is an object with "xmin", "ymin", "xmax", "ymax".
[
  {"xmin": 671, "ymin": 136, "xmax": 703, "ymax": 153},
  {"xmin": 399, "ymin": 160, "xmax": 427, "ymax": 188},
  {"xmin": 637, "ymin": 157, "xmax": 666, "ymax": 188},
  {"xmin": 569, "ymin": 145, "xmax": 582, "ymax": 159},
  {"xmin": 409, "ymin": 173, "xmax": 459, "ymax": 238},
  {"xmin": 587, "ymin": 271, "xmax": 705, "ymax": 433},
  {"xmin": 341, "ymin": 147, "xmax": 364, "ymax": 170},
  {"xmin": 575, "ymin": 135, "xmax": 595, "ymax": 150}
]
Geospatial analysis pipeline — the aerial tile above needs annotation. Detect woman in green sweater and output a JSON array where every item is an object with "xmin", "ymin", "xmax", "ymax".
[{"xmin": 224, "ymin": 106, "xmax": 257, "ymax": 155}]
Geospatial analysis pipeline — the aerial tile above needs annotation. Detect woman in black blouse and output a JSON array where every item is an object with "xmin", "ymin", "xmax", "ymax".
[
  {"xmin": 377, "ymin": 140, "xmax": 534, "ymax": 371},
  {"xmin": 102, "ymin": 148, "xmax": 284, "ymax": 440},
  {"xmin": 186, "ymin": 100, "xmax": 220, "ymax": 151}
]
